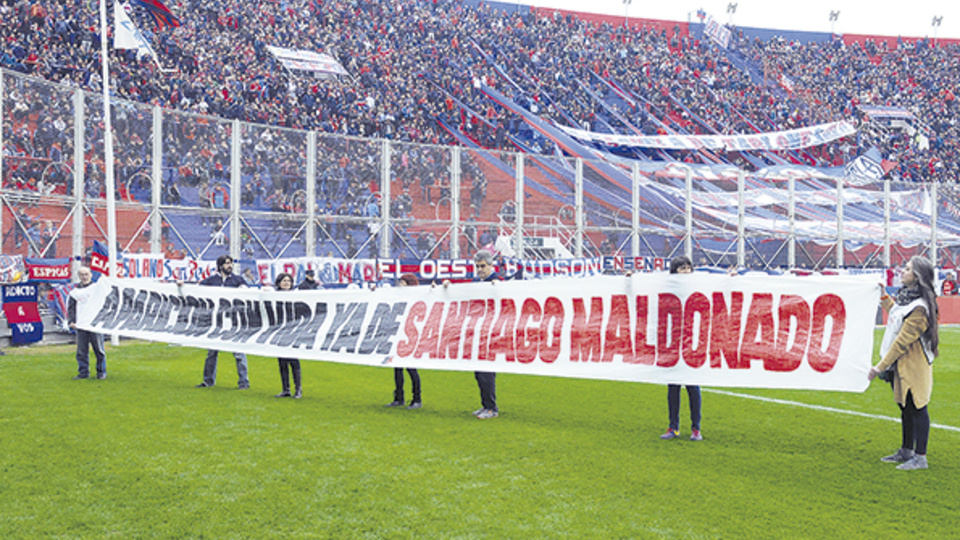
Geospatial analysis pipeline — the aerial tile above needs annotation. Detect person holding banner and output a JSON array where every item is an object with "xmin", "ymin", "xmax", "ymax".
[
  {"xmin": 194, "ymin": 255, "xmax": 251, "ymax": 390},
  {"xmin": 273, "ymin": 273, "xmax": 302, "ymax": 399},
  {"xmin": 386, "ymin": 273, "xmax": 422, "ymax": 409},
  {"xmin": 472, "ymin": 250, "xmax": 500, "ymax": 419},
  {"xmin": 869, "ymin": 256, "xmax": 939, "ymax": 471},
  {"xmin": 298, "ymin": 269, "xmax": 321, "ymax": 290},
  {"xmin": 69, "ymin": 266, "xmax": 107, "ymax": 380},
  {"xmin": 660, "ymin": 256, "xmax": 703, "ymax": 441}
]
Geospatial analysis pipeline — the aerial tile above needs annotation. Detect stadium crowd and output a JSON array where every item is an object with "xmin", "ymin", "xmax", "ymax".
[{"xmin": 2, "ymin": 0, "xmax": 959, "ymax": 184}]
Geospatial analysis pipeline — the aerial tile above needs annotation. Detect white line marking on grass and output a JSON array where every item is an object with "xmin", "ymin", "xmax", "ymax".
[{"xmin": 706, "ymin": 389, "xmax": 960, "ymax": 433}]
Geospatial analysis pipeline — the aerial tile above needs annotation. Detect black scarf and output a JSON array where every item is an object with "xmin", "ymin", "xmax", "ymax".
[{"xmin": 895, "ymin": 285, "xmax": 922, "ymax": 306}]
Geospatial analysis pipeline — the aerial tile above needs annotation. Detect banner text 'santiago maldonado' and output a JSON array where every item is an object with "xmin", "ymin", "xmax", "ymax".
[{"xmin": 76, "ymin": 275, "xmax": 878, "ymax": 391}]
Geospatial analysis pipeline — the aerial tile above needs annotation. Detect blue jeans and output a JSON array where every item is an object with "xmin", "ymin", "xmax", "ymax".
[
  {"xmin": 76, "ymin": 330, "xmax": 106, "ymax": 377},
  {"xmin": 667, "ymin": 384, "xmax": 701, "ymax": 431},
  {"xmin": 203, "ymin": 349, "xmax": 249, "ymax": 387}
]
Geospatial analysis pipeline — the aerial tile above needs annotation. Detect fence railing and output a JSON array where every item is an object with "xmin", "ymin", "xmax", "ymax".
[{"xmin": 2, "ymin": 67, "xmax": 956, "ymax": 270}]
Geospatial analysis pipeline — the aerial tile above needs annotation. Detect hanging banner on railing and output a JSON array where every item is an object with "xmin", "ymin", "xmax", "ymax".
[
  {"xmin": 556, "ymin": 121, "xmax": 857, "ymax": 152},
  {"xmin": 88, "ymin": 254, "xmax": 670, "ymax": 286},
  {"xmin": 73, "ymin": 273, "xmax": 877, "ymax": 391},
  {"xmin": 24, "ymin": 257, "xmax": 72, "ymax": 282}
]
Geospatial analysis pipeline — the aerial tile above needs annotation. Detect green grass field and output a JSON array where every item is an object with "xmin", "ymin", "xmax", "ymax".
[{"xmin": 1, "ymin": 328, "xmax": 957, "ymax": 539}]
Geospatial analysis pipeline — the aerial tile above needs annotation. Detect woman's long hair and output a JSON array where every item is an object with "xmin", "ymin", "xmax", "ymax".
[{"xmin": 909, "ymin": 255, "xmax": 939, "ymax": 356}]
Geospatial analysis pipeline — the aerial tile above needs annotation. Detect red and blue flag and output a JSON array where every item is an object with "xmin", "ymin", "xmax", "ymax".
[{"xmin": 130, "ymin": 0, "xmax": 181, "ymax": 30}]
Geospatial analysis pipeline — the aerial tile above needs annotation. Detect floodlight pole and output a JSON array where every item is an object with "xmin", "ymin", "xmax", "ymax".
[
  {"xmin": 450, "ymin": 146, "xmax": 461, "ymax": 259},
  {"xmin": 575, "ymin": 158, "xmax": 584, "ymax": 257}
]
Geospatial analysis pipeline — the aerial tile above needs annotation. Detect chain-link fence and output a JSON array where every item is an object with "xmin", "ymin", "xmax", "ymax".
[{"xmin": 2, "ymin": 68, "xmax": 954, "ymax": 270}]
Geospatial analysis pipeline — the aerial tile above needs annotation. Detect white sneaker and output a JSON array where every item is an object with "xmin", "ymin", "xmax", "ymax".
[
  {"xmin": 476, "ymin": 409, "xmax": 499, "ymax": 419},
  {"xmin": 896, "ymin": 455, "xmax": 928, "ymax": 470}
]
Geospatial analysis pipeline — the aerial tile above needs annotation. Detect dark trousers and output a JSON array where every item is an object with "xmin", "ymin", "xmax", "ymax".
[
  {"xmin": 475, "ymin": 371, "xmax": 497, "ymax": 411},
  {"xmin": 667, "ymin": 384, "xmax": 701, "ymax": 431},
  {"xmin": 76, "ymin": 330, "xmax": 106, "ymax": 377},
  {"xmin": 393, "ymin": 367, "xmax": 421, "ymax": 403},
  {"xmin": 900, "ymin": 391, "xmax": 930, "ymax": 455},
  {"xmin": 278, "ymin": 358, "xmax": 301, "ymax": 392}
]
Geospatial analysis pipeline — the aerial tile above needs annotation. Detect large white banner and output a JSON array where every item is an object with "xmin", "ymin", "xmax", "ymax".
[
  {"xmin": 556, "ymin": 121, "xmax": 857, "ymax": 152},
  {"xmin": 74, "ymin": 274, "xmax": 878, "ymax": 391}
]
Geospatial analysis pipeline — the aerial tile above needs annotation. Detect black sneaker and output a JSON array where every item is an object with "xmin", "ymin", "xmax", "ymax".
[
  {"xmin": 195, "ymin": 383, "xmax": 212, "ymax": 388},
  {"xmin": 73, "ymin": 374, "xmax": 89, "ymax": 380},
  {"xmin": 385, "ymin": 400, "xmax": 405, "ymax": 407}
]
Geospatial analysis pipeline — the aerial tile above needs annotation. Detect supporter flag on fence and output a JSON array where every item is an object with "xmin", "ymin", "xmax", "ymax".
[
  {"xmin": 130, "ymin": 0, "xmax": 180, "ymax": 30},
  {"xmin": 24, "ymin": 257, "xmax": 72, "ymax": 283},
  {"xmin": 51, "ymin": 283, "xmax": 76, "ymax": 332},
  {"xmin": 90, "ymin": 240, "xmax": 111, "ymax": 276},
  {"xmin": 2, "ymin": 283, "xmax": 44, "ymax": 344}
]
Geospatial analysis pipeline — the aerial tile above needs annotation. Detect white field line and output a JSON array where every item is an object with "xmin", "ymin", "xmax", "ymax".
[{"xmin": 706, "ymin": 389, "xmax": 960, "ymax": 433}]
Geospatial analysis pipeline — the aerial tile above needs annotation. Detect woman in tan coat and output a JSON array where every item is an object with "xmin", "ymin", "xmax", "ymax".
[{"xmin": 869, "ymin": 256, "xmax": 938, "ymax": 471}]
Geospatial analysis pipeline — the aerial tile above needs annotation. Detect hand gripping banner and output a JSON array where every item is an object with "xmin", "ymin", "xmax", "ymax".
[{"xmin": 73, "ymin": 273, "xmax": 879, "ymax": 392}]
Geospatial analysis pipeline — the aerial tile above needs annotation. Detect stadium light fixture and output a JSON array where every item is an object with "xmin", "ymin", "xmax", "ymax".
[
  {"xmin": 623, "ymin": 0, "xmax": 632, "ymax": 29},
  {"xmin": 932, "ymin": 16, "xmax": 943, "ymax": 46},
  {"xmin": 829, "ymin": 10, "xmax": 840, "ymax": 35}
]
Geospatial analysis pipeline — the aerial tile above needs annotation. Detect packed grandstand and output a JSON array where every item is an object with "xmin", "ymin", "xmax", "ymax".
[{"xmin": 2, "ymin": 0, "xmax": 959, "ymax": 270}]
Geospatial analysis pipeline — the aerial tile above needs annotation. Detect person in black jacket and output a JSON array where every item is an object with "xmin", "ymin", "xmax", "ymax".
[
  {"xmin": 273, "ymin": 272, "xmax": 303, "ymax": 398},
  {"xmin": 195, "ymin": 255, "xmax": 250, "ymax": 389},
  {"xmin": 68, "ymin": 266, "xmax": 106, "ymax": 380},
  {"xmin": 298, "ymin": 269, "xmax": 321, "ymax": 290},
  {"xmin": 385, "ymin": 273, "xmax": 422, "ymax": 409}
]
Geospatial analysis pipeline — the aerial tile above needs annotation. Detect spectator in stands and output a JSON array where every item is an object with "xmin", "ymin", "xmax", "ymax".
[
  {"xmin": 870, "ymin": 256, "xmax": 938, "ymax": 470},
  {"xmin": 68, "ymin": 266, "xmax": 107, "ymax": 380},
  {"xmin": 385, "ymin": 273, "xmax": 422, "ymax": 409},
  {"xmin": 660, "ymin": 255, "xmax": 703, "ymax": 441},
  {"xmin": 272, "ymin": 272, "xmax": 302, "ymax": 399},
  {"xmin": 193, "ymin": 254, "xmax": 250, "ymax": 389}
]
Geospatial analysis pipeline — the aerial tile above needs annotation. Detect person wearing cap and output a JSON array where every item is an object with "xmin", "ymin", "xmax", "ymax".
[
  {"xmin": 195, "ymin": 254, "xmax": 250, "ymax": 389},
  {"xmin": 385, "ymin": 273, "xmax": 422, "ymax": 409},
  {"xmin": 298, "ymin": 269, "xmax": 321, "ymax": 290}
]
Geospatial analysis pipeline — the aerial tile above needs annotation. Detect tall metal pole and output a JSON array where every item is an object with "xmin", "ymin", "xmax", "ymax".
[
  {"xmin": 575, "ymin": 158, "xmax": 584, "ymax": 257},
  {"xmin": 450, "ymin": 146, "xmax": 461, "ymax": 259},
  {"xmin": 99, "ymin": 0, "xmax": 118, "ymax": 277},
  {"xmin": 631, "ymin": 162, "xmax": 640, "ymax": 257},
  {"xmin": 931, "ymin": 181, "xmax": 939, "ymax": 266},
  {"xmin": 150, "ymin": 105, "xmax": 162, "ymax": 253},
  {"xmin": 305, "ymin": 131, "xmax": 317, "ymax": 256},
  {"xmin": 380, "ymin": 140, "xmax": 391, "ymax": 258},
  {"xmin": 684, "ymin": 168, "xmax": 693, "ymax": 259},
  {"xmin": 514, "ymin": 153, "xmax": 524, "ymax": 258},
  {"xmin": 73, "ymin": 90, "xmax": 85, "ymax": 268},
  {"xmin": 836, "ymin": 177, "xmax": 844, "ymax": 268},
  {"xmin": 229, "ymin": 120, "xmax": 241, "ymax": 260},
  {"xmin": 737, "ymin": 169, "xmax": 745, "ymax": 268},
  {"xmin": 883, "ymin": 179, "xmax": 891, "ymax": 267},
  {"xmin": 788, "ymin": 176, "xmax": 796, "ymax": 268}
]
